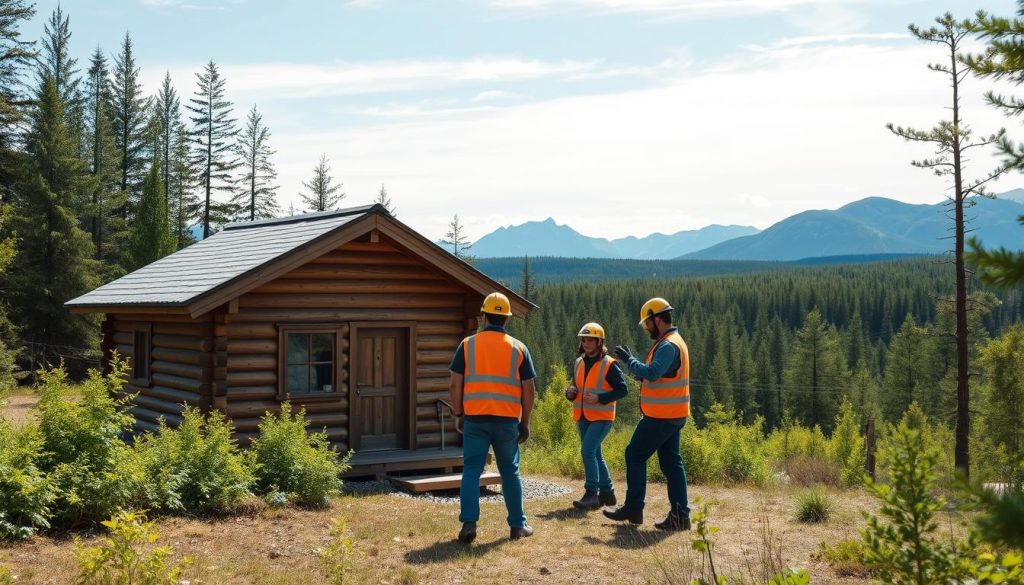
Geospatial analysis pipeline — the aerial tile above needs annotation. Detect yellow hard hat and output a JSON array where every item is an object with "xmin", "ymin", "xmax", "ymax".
[
  {"xmin": 577, "ymin": 322, "xmax": 606, "ymax": 340},
  {"xmin": 638, "ymin": 297, "xmax": 673, "ymax": 325},
  {"xmin": 481, "ymin": 292, "xmax": 513, "ymax": 316}
]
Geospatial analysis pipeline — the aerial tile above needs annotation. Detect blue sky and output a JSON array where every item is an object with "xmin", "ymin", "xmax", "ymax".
[{"xmin": 24, "ymin": 0, "xmax": 1023, "ymax": 241}]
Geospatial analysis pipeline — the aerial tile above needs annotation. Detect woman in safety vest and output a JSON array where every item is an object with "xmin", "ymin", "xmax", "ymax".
[{"xmin": 564, "ymin": 322, "xmax": 628, "ymax": 510}]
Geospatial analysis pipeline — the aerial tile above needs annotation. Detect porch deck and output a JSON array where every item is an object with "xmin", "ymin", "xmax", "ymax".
[{"xmin": 345, "ymin": 447, "xmax": 488, "ymax": 478}]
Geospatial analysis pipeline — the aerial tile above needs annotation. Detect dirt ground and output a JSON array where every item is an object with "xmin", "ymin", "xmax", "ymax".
[{"xmin": 0, "ymin": 475, "xmax": 886, "ymax": 585}]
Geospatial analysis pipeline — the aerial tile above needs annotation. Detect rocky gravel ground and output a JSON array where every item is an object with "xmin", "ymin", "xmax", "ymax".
[{"xmin": 343, "ymin": 477, "xmax": 572, "ymax": 504}]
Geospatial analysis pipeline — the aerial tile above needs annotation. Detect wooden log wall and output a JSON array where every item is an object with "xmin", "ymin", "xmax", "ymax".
[
  {"xmin": 231, "ymin": 238, "xmax": 470, "ymax": 451},
  {"xmin": 110, "ymin": 314, "xmax": 212, "ymax": 433}
]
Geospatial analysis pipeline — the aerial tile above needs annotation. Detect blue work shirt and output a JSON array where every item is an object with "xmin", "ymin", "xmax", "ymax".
[{"xmin": 449, "ymin": 325, "xmax": 536, "ymax": 423}]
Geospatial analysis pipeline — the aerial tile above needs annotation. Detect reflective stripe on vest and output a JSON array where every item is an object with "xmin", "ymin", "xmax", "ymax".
[
  {"xmin": 572, "ymin": 355, "xmax": 616, "ymax": 422},
  {"xmin": 640, "ymin": 331, "xmax": 690, "ymax": 419},
  {"xmin": 462, "ymin": 331, "xmax": 524, "ymax": 418}
]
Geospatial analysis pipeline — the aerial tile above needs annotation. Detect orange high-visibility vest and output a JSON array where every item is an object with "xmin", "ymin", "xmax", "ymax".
[
  {"xmin": 640, "ymin": 331, "xmax": 690, "ymax": 419},
  {"xmin": 572, "ymin": 355, "xmax": 616, "ymax": 422},
  {"xmin": 461, "ymin": 331, "xmax": 525, "ymax": 419}
]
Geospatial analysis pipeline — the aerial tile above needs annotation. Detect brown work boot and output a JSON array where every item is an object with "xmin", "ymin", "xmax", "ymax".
[
  {"xmin": 598, "ymin": 489, "xmax": 617, "ymax": 506},
  {"xmin": 602, "ymin": 506, "xmax": 643, "ymax": 524},
  {"xmin": 510, "ymin": 524, "xmax": 534, "ymax": 540},
  {"xmin": 572, "ymin": 489, "xmax": 600, "ymax": 510},
  {"xmin": 458, "ymin": 521, "xmax": 477, "ymax": 543},
  {"xmin": 654, "ymin": 505, "xmax": 690, "ymax": 531}
]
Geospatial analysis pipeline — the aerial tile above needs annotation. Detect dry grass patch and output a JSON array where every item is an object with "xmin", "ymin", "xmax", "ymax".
[{"xmin": 0, "ymin": 477, "xmax": 892, "ymax": 585}]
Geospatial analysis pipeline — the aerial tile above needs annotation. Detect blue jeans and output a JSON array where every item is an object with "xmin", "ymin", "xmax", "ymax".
[
  {"xmin": 460, "ymin": 420, "xmax": 526, "ymax": 528},
  {"xmin": 577, "ymin": 418, "xmax": 613, "ymax": 492},
  {"xmin": 623, "ymin": 416, "xmax": 689, "ymax": 517}
]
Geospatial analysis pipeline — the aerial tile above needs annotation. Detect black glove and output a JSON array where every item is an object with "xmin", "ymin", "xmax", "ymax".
[
  {"xmin": 614, "ymin": 345, "xmax": 633, "ymax": 363},
  {"xmin": 518, "ymin": 422, "xmax": 530, "ymax": 444}
]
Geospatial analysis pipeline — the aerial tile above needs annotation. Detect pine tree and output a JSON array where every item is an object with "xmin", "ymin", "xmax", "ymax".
[
  {"xmin": 8, "ymin": 75, "xmax": 99, "ymax": 365},
  {"xmin": 83, "ymin": 47, "xmax": 124, "ymax": 266},
  {"xmin": 154, "ymin": 71, "xmax": 179, "ymax": 198},
  {"xmin": 232, "ymin": 104, "xmax": 279, "ymax": 221},
  {"xmin": 37, "ymin": 6, "xmax": 79, "ymax": 112},
  {"xmin": 889, "ymin": 12, "xmax": 1008, "ymax": 477},
  {"xmin": 110, "ymin": 32, "xmax": 149, "ymax": 210},
  {"xmin": 521, "ymin": 255, "xmax": 533, "ymax": 302},
  {"xmin": 374, "ymin": 184, "xmax": 395, "ymax": 215},
  {"xmin": 167, "ymin": 121, "xmax": 197, "ymax": 249},
  {"xmin": 441, "ymin": 214, "xmax": 473, "ymax": 260},
  {"xmin": 883, "ymin": 315, "xmax": 929, "ymax": 421},
  {"xmin": 782, "ymin": 307, "xmax": 849, "ymax": 432},
  {"xmin": 187, "ymin": 60, "xmax": 238, "ymax": 238},
  {"xmin": 0, "ymin": 0, "xmax": 35, "ymax": 202},
  {"xmin": 125, "ymin": 165, "xmax": 175, "ymax": 271},
  {"xmin": 300, "ymin": 153, "xmax": 344, "ymax": 212}
]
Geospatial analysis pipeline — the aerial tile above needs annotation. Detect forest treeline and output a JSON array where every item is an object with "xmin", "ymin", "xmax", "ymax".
[{"xmin": 505, "ymin": 258, "xmax": 1024, "ymax": 434}]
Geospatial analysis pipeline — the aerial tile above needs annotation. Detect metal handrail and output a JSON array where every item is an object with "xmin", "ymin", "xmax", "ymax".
[{"xmin": 435, "ymin": 399, "xmax": 458, "ymax": 450}]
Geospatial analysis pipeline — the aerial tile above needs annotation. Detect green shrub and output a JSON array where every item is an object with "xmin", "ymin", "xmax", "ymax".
[
  {"xmin": 249, "ymin": 402, "xmax": 351, "ymax": 508},
  {"xmin": 876, "ymin": 403, "xmax": 955, "ymax": 486},
  {"xmin": 133, "ymin": 406, "xmax": 253, "ymax": 514},
  {"xmin": 764, "ymin": 417, "xmax": 828, "ymax": 469},
  {"xmin": 794, "ymin": 488, "xmax": 833, "ymax": 523},
  {"xmin": 521, "ymin": 364, "xmax": 582, "ymax": 477},
  {"xmin": 827, "ymin": 399, "xmax": 866, "ymax": 487},
  {"xmin": 34, "ymin": 361, "xmax": 142, "ymax": 526},
  {"xmin": 321, "ymin": 515, "xmax": 357, "ymax": 585},
  {"xmin": 0, "ymin": 420, "xmax": 54, "ymax": 539},
  {"xmin": 814, "ymin": 539, "xmax": 870, "ymax": 578},
  {"xmin": 0, "ymin": 565, "xmax": 12, "ymax": 585},
  {"xmin": 862, "ymin": 417, "xmax": 967, "ymax": 583},
  {"xmin": 680, "ymin": 404, "xmax": 771, "ymax": 486},
  {"xmin": 74, "ymin": 511, "xmax": 190, "ymax": 585}
]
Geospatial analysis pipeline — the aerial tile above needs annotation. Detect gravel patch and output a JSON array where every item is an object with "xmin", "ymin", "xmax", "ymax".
[{"xmin": 342, "ymin": 477, "xmax": 572, "ymax": 504}]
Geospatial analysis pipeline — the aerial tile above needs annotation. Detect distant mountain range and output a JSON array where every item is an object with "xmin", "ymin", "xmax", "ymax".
[
  {"xmin": 470, "ymin": 190, "xmax": 1024, "ymax": 262},
  {"xmin": 470, "ymin": 219, "xmax": 759, "ymax": 260}
]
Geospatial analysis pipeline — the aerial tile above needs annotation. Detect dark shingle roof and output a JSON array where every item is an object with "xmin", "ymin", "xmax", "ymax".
[{"xmin": 66, "ymin": 206, "xmax": 376, "ymax": 309}]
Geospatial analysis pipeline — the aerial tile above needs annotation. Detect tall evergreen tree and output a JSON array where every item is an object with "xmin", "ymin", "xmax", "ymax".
[
  {"xmin": 441, "ymin": 214, "xmax": 473, "ymax": 260},
  {"xmin": 8, "ymin": 75, "xmax": 99, "ymax": 365},
  {"xmin": 521, "ymin": 255, "xmax": 533, "ymax": 302},
  {"xmin": 154, "ymin": 71, "xmax": 179, "ymax": 197},
  {"xmin": 125, "ymin": 164, "xmax": 175, "ymax": 271},
  {"xmin": 231, "ymin": 104, "xmax": 278, "ymax": 221},
  {"xmin": 374, "ymin": 183, "xmax": 395, "ymax": 215},
  {"xmin": 37, "ymin": 6, "xmax": 79, "ymax": 111},
  {"xmin": 167, "ymin": 121, "xmax": 198, "ymax": 249},
  {"xmin": 83, "ymin": 47, "xmax": 124, "ymax": 265},
  {"xmin": 299, "ymin": 153, "xmax": 344, "ymax": 212},
  {"xmin": 0, "ymin": 0, "xmax": 35, "ymax": 202},
  {"xmin": 187, "ymin": 60, "xmax": 237, "ymax": 237},
  {"xmin": 888, "ymin": 13, "xmax": 1008, "ymax": 477},
  {"xmin": 782, "ymin": 307, "xmax": 848, "ymax": 432},
  {"xmin": 883, "ymin": 315, "xmax": 930, "ymax": 421},
  {"xmin": 110, "ymin": 33, "xmax": 149, "ymax": 212}
]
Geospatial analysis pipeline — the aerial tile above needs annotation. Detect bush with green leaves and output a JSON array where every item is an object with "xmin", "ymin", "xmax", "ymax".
[
  {"xmin": 827, "ymin": 398, "xmax": 865, "ymax": 487},
  {"xmin": 861, "ymin": 415, "xmax": 968, "ymax": 584},
  {"xmin": 249, "ymin": 402, "xmax": 351, "ymax": 508},
  {"xmin": 764, "ymin": 416, "xmax": 828, "ymax": 467},
  {"xmin": 132, "ymin": 406, "xmax": 253, "ymax": 514},
  {"xmin": 793, "ymin": 488, "xmax": 832, "ymax": 523},
  {"xmin": 875, "ymin": 403, "xmax": 955, "ymax": 486},
  {"xmin": 74, "ymin": 511, "xmax": 190, "ymax": 585},
  {"xmin": 680, "ymin": 404, "xmax": 771, "ymax": 486},
  {"xmin": 34, "ymin": 360, "xmax": 142, "ymax": 527},
  {"xmin": 0, "ymin": 420, "xmax": 54, "ymax": 539},
  {"xmin": 521, "ymin": 364, "xmax": 582, "ymax": 477},
  {"xmin": 814, "ymin": 539, "xmax": 870, "ymax": 578}
]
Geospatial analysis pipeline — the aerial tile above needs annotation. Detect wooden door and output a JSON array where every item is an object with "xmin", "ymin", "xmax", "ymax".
[{"xmin": 351, "ymin": 326, "xmax": 410, "ymax": 452}]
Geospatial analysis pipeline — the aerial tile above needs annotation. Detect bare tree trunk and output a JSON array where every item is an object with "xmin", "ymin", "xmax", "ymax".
[{"xmin": 951, "ymin": 45, "xmax": 970, "ymax": 478}]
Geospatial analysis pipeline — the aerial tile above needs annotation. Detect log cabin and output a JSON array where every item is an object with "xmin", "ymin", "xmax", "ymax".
[{"xmin": 65, "ymin": 204, "xmax": 535, "ymax": 476}]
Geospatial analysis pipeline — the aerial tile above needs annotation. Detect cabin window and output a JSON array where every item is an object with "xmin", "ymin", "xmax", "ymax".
[
  {"xmin": 132, "ymin": 324, "xmax": 152, "ymax": 386},
  {"xmin": 277, "ymin": 324, "xmax": 345, "ymax": 399}
]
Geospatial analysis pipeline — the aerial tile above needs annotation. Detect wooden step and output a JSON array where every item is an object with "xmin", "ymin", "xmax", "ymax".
[{"xmin": 391, "ymin": 471, "xmax": 502, "ymax": 493}]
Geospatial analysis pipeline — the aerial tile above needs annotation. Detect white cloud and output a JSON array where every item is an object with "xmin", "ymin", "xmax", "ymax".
[
  {"xmin": 486, "ymin": 0, "xmax": 882, "ymax": 19},
  {"xmin": 262, "ymin": 36, "xmax": 1021, "ymax": 241},
  {"xmin": 150, "ymin": 57, "xmax": 611, "ymax": 101}
]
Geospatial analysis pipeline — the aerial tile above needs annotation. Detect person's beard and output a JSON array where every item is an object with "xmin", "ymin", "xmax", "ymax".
[{"xmin": 647, "ymin": 323, "xmax": 659, "ymax": 340}]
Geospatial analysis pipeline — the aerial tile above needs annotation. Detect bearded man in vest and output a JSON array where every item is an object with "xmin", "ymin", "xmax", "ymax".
[
  {"xmin": 449, "ymin": 292, "xmax": 537, "ymax": 543},
  {"xmin": 604, "ymin": 297, "xmax": 691, "ymax": 531}
]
